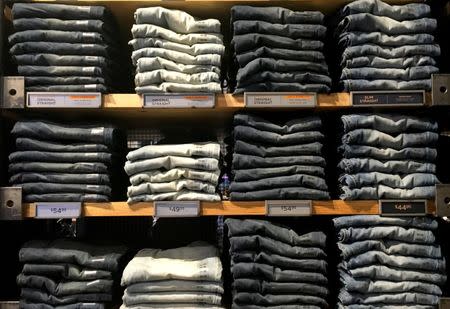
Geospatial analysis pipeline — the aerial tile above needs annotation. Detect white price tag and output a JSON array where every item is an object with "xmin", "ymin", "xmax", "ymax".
[
  {"xmin": 265, "ymin": 200, "xmax": 312, "ymax": 216},
  {"xmin": 154, "ymin": 201, "xmax": 200, "ymax": 217},
  {"xmin": 142, "ymin": 93, "xmax": 215, "ymax": 108},
  {"xmin": 245, "ymin": 92, "xmax": 317, "ymax": 108},
  {"xmin": 35, "ymin": 202, "xmax": 82, "ymax": 219},
  {"xmin": 27, "ymin": 92, "xmax": 101, "ymax": 108}
]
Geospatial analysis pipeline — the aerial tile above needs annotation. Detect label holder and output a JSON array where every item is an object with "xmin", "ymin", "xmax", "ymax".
[
  {"xmin": 154, "ymin": 201, "xmax": 200, "ymax": 217},
  {"xmin": 27, "ymin": 92, "xmax": 101, "ymax": 108},
  {"xmin": 379, "ymin": 200, "xmax": 427, "ymax": 217},
  {"xmin": 265, "ymin": 200, "xmax": 312, "ymax": 217},
  {"xmin": 142, "ymin": 93, "xmax": 215, "ymax": 108},
  {"xmin": 35, "ymin": 202, "xmax": 82, "ymax": 219},
  {"xmin": 244, "ymin": 92, "xmax": 317, "ymax": 108},
  {"xmin": 351, "ymin": 90, "xmax": 425, "ymax": 107}
]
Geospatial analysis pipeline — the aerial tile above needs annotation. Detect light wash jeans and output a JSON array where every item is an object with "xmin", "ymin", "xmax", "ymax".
[
  {"xmin": 338, "ymin": 32, "xmax": 435, "ymax": 48},
  {"xmin": 135, "ymin": 83, "xmax": 221, "ymax": 94},
  {"xmin": 135, "ymin": 71, "xmax": 220, "ymax": 87},
  {"xmin": 121, "ymin": 243, "xmax": 222, "ymax": 286},
  {"xmin": 123, "ymin": 291, "xmax": 222, "ymax": 306},
  {"xmin": 342, "ymin": 55, "xmax": 436, "ymax": 69},
  {"xmin": 131, "ymin": 24, "xmax": 223, "ymax": 45},
  {"xmin": 126, "ymin": 280, "xmax": 224, "ymax": 294},
  {"xmin": 338, "ymin": 226, "xmax": 435, "ymax": 244},
  {"xmin": 338, "ymin": 158, "xmax": 436, "ymax": 174},
  {"xmin": 232, "ymin": 34, "xmax": 323, "ymax": 53},
  {"xmin": 339, "ymin": 172, "xmax": 438, "ymax": 189},
  {"xmin": 124, "ymin": 156, "xmax": 219, "ymax": 176},
  {"xmin": 136, "ymin": 57, "xmax": 220, "ymax": 74},
  {"xmin": 340, "ymin": 185, "xmax": 435, "ymax": 200},
  {"xmin": 129, "ymin": 38, "xmax": 224, "ymax": 56},
  {"xmin": 131, "ymin": 48, "xmax": 221, "ymax": 66},
  {"xmin": 340, "ymin": 0, "xmax": 430, "ymax": 20},
  {"xmin": 127, "ymin": 179, "xmax": 216, "ymax": 197},
  {"xmin": 341, "ymin": 66, "xmax": 438, "ymax": 80},
  {"xmin": 234, "ymin": 114, "xmax": 322, "ymax": 133},
  {"xmin": 233, "ymin": 20, "xmax": 326, "ymax": 39},
  {"xmin": 126, "ymin": 143, "xmax": 220, "ymax": 162},
  {"xmin": 234, "ymin": 126, "xmax": 324, "ymax": 146},
  {"xmin": 333, "ymin": 215, "xmax": 438, "ymax": 230},
  {"xmin": 129, "ymin": 168, "xmax": 220, "ymax": 186},
  {"xmin": 341, "ymin": 114, "xmax": 437, "ymax": 133},
  {"xmin": 338, "ymin": 290, "xmax": 439, "ymax": 306},
  {"xmin": 127, "ymin": 191, "xmax": 220, "ymax": 204},
  {"xmin": 231, "ymin": 5, "xmax": 324, "ymax": 24},
  {"xmin": 338, "ymin": 144, "xmax": 437, "ymax": 161},
  {"xmin": 341, "ymin": 79, "xmax": 432, "ymax": 91}
]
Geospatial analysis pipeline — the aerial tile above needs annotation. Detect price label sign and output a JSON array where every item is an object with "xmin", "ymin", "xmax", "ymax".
[
  {"xmin": 245, "ymin": 92, "xmax": 317, "ymax": 108},
  {"xmin": 27, "ymin": 92, "xmax": 101, "ymax": 108},
  {"xmin": 379, "ymin": 200, "xmax": 427, "ymax": 217},
  {"xmin": 351, "ymin": 90, "xmax": 425, "ymax": 107},
  {"xmin": 265, "ymin": 200, "xmax": 312, "ymax": 216},
  {"xmin": 154, "ymin": 201, "xmax": 200, "ymax": 217},
  {"xmin": 142, "ymin": 93, "xmax": 215, "ymax": 108},
  {"xmin": 35, "ymin": 202, "xmax": 82, "ymax": 219}
]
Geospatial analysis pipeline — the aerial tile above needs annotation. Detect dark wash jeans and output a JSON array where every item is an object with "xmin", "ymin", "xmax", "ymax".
[
  {"xmin": 13, "ymin": 18, "xmax": 114, "ymax": 35},
  {"xmin": 233, "ymin": 292, "xmax": 327, "ymax": 307},
  {"xmin": 237, "ymin": 71, "xmax": 331, "ymax": 88},
  {"xmin": 225, "ymin": 219, "xmax": 326, "ymax": 247},
  {"xmin": 235, "ymin": 83, "xmax": 330, "ymax": 94},
  {"xmin": 230, "ymin": 174, "xmax": 327, "ymax": 191},
  {"xmin": 231, "ymin": 6, "xmax": 324, "ymax": 24},
  {"xmin": 236, "ymin": 47, "xmax": 324, "ymax": 67},
  {"xmin": 14, "ymin": 54, "xmax": 111, "ymax": 67},
  {"xmin": 338, "ymin": 144, "xmax": 437, "ymax": 161},
  {"xmin": 16, "ymin": 183, "xmax": 111, "ymax": 196},
  {"xmin": 232, "ymin": 153, "xmax": 326, "ymax": 169},
  {"xmin": 235, "ymin": 140, "xmax": 322, "ymax": 157},
  {"xmin": 18, "ymin": 66, "xmax": 109, "ymax": 77},
  {"xmin": 233, "ymin": 278, "xmax": 328, "ymax": 297},
  {"xmin": 340, "ymin": 0, "xmax": 430, "ymax": 20},
  {"xmin": 9, "ymin": 162, "xmax": 109, "ymax": 174},
  {"xmin": 10, "ymin": 42, "xmax": 116, "ymax": 58},
  {"xmin": 234, "ymin": 114, "xmax": 322, "ymax": 133},
  {"xmin": 233, "ymin": 20, "xmax": 326, "ymax": 39},
  {"xmin": 234, "ymin": 126, "xmax": 324, "ymax": 146},
  {"xmin": 232, "ymin": 34, "xmax": 323, "ymax": 54},
  {"xmin": 9, "ymin": 151, "xmax": 112, "ymax": 164},
  {"xmin": 233, "ymin": 165, "xmax": 325, "ymax": 181},
  {"xmin": 343, "ymin": 55, "xmax": 436, "ymax": 69},
  {"xmin": 230, "ymin": 187, "xmax": 330, "ymax": 200},
  {"xmin": 333, "ymin": 215, "xmax": 438, "ymax": 229},
  {"xmin": 341, "ymin": 114, "xmax": 438, "ymax": 133},
  {"xmin": 20, "ymin": 302, "xmax": 105, "ymax": 309},
  {"xmin": 10, "ymin": 173, "xmax": 110, "ymax": 185},
  {"xmin": 24, "ymin": 193, "xmax": 109, "ymax": 202},
  {"xmin": 25, "ymin": 77, "xmax": 107, "ymax": 87},
  {"xmin": 9, "ymin": 30, "xmax": 111, "ymax": 45},
  {"xmin": 16, "ymin": 138, "xmax": 109, "ymax": 152},
  {"xmin": 12, "ymin": 3, "xmax": 111, "ymax": 20},
  {"xmin": 26, "ymin": 85, "xmax": 108, "ymax": 93},
  {"xmin": 21, "ymin": 288, "xmax": 111, "ymax": 305},
  {"xmin": 22, "ymin": 263, "xmax": 112, "ymax": 281}
]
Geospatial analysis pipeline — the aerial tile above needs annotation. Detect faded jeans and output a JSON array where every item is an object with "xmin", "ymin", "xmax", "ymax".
[
  {"xmin": 129, "ymin": 38, "xmax": 224, "ymax": 56},
  {"xmin": 232, "ymin": 154, "xmax": 326, "ymax": 169},
  {"xmin": 340, "ymin": 185, "xmax": 435, "ymax": 199},
  {"xmin": 231, "ymin": 6, "xmax": 324, "ymax": 24},
  {"xmin": 338, "ymin": 158, "xmax": 436, "ymax": 174},
  {"xmin": 16, "ymin": 138, "xmax": 109, "ymax": 153},
  {"xmin": 9, "ymin": 151, "xmax": 112, "ymax": 164},
  {"xmin": 237, "ymin": 71, "xmax": 331, "ymax": 88},
  {"xmin": 233, "ymin": 20, "xmax": 326, "ymax": 39},
  {"xmin": 22, "ymin": 263, "xmax": 112, "ymax": 281},
  {"xmin": 338, "ymin": 226, "xmax": 435, "ymax": 244},
  {"xmin": 233, "ymin": 165, "xmax": 325, "ymax": 181},
  {"xmin": 338, "ymin": 32, "xmax": 435, "ymax": 49},
  {"xmin": 234, "ymin": 126, "xmax": 324, "ymax": 145},
  {"xmin": 122, "ymin": 291, "xmax": 222, "ymax": 306},
  {"xmin": 129, "ymin": 168, "xmax": 220, "ymax": 186},
  {"xmin": 135, "ymin": 83, "xmax": 221, "ymax": 94},
  {"xmin": 232, "ymin": 34, "xmax": 323, "ymax": 53},
  {"xmin": 236, "ymin": 47, "xmax": 325, "ymax": 67},
  {"xmin": 338, "ymin": 144, "xmax": 437, "ymax": 161},
  {"xmin": 340, "ymin": 0, "xmax": 430, "ymax": 20},
  {"xmin": 127, "ymin": 191, "xmax": 220, "ymax": 203},
  {"xmin": 126, "ymin": 281, "xmax": 224, "ymax": 294},
  {"xmin": 135, "ymin": 71, "xmax": 220, "ymax": 87},
  {"xmin": 341, "ymin": 114, "xmax": 437, "ymax": 133},
  {"xmin": 235, "ymin": 140, "xmax": 322, "ymax": 157},
  {"xmin": 131, "ymin": 48, "xmax": 221, "ymax": 66},
  {"xmin": 339, "ymin": 172, "xmax": 438, "ymax": 188},
  {"xmin": 333, "ymin": 215, "xmax": 438, "ymax": 229},
  {"xmin": 127, "ymin": 179, "xmax": 216, "ymax": 196},
  {"xmin": 338, "ymin": 290, "xmax": 439, "ymax": 306},
  {"xmin": 340, "ymin": 66, "xmax": 438, "ymax": 80},
  {"xmin": 9, "ymin": 162, "xmax": 108, "ymax": 174},
  {"xmin": 230, "ymin": 174, "xmax": 327, "ymax": 191},
  {"xmin": 343, "ymin": 55, "xmax": 436, "ymax": 69},
  {"xmin": 136, "ymin": 57, "xmax": 220, "ymax": 74},
  {"xmin": 234, "ymin": 114, "xmax": 322, "ymax": 133},
  {"xmin": 233, "ymin": 279, "xmax": 327, "ymax": 297}
]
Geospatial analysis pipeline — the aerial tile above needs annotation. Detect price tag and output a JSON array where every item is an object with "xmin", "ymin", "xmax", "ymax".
[
  {"xmin": 35, "ymin": 202, "xmax": 82, "ymax": 219},
  {"xmin": 351, "ymin": 90, "xmax": 425, "ymax": 107},
  {"xmin": 27, "ymin": 92, "xmax": 101, "ymax": 108},
  {"xmin": 265, "ymin": 200, "xmax": 312, "ymax": 216},
  {"xmin": 245, "ymin": 92, "xmax": 316, "ymax": 108},
  {"xmin": 154, "ymin": 201, "xmax": 200, "ymax": 217},
  {"xmin": 142, "ymin": 93, "xmax": 215, "ymax": 108},
  {"xmin": 439, "ymin": 298, "xmax": 450, "ymax": 309},
  {"xmin": 379, "ymin": 200, "xmax": 427, "ymax": 217}
]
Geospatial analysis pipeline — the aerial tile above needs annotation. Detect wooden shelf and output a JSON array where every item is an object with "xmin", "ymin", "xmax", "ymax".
[{"xmin": 22, "ymin": 200, "xmax": 436, "ymax": 218}]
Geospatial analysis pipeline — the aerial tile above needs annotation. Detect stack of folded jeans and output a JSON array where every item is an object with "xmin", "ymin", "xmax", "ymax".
[
  {"xmin": 338, "ymin": 114, "xmax": 439, "ymax": 200},
  {"xmin": 9, "ymin": 120, "xmax": 122, "ymax": 202},
  {"xmin": 230, "ymin": 6, "xmax": 331, "ymax": 94},
  {"xmin": 229, "ymin": 113, "xmax": 329, "ymax": 200},
  {"xmin": 225, "ymin": 219, "xmax": 329, "ymax": 309},
  {"xmin": 335, "ymin": 0, "xmax": 440, "ymax": 91},
  {"xmin": 124, "ymin": 143, "xmax": 221, "ymax": 203},
  {"xmin": 9, "ymin": 2, "xmax": 120, "ymax": 93},
  {"xmin": 334, "ymin": 215, "xmax": 446, "ymax": 308},
  {"xmin": 130, "ymin": 7, "xmax": 224, "ymax": 94},
  {"xmin": 120, "ymin": 242, "xmax": 224, "ymax": 309},
  {"xmin": 18, "ymin": 239, "xmax": 127, "ymax": 309}
]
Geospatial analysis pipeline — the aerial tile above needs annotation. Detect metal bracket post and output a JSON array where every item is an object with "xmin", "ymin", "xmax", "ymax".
[
  {"xmin": 435, "ymin": 184, "xmax": 450, "ymax": 217},
  {"xmin": 2, "ymin": 76, "xmax": 24, "ymax": 108},
  {"xmin": 432, "ymin": 74, "xmax": 450, "ymax": 106},
  {"xmin": 0, "ymin": 187, "xmax": 23, "ymax": 220}
]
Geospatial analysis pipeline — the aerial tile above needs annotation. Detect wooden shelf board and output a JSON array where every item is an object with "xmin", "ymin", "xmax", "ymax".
[{"xmin": 22, "ymin": 200, "xmax": 436, "ymax": 218}]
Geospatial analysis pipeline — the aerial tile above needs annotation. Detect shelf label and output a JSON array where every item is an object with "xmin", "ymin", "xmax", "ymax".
[
  {"xmin": 154, "ymin": 201, "xmax": 200, "ymax": 217},
  {"xmin": 379, "ymin": 200, "xmax": 427, "ymax": 217},
  {"xmin": 245, "ymin": 92, "xmax": 317, "ymax": 108},
  {"xmin": 142, "ymin": 93, "xmax": 215, "ymax": 108},
  {"xmin": 35, "ymin": 202, "xmax": 82, "ymax": 219},
  {"xmin": 351, "ymin": 90, "xmax": 425, "ymax": 107},
  {"xmin": 265, "ymin": 200, "xmax": 312, "ymax": 216},
  {"xmin": 27, "ymin": 92, "xmax": 101, "ymax": 108}
]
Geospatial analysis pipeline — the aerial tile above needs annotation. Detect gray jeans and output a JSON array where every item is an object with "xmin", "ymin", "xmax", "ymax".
[
  {"xmin": 237, "ymin": 71, "xmax": 331, "ymax": 88},
  {"xmin": 233, "ymin": 165, "xmax": 325, "ymax": 181},
  {"xmin": 234, "ymin": 114, "xmax": 322, "ymax": 133},
  {"xmin": 231, "ymin": 5, "xmax": 324, "ymax": 24},
  {"xmin": 233, "ymin": 292, "xmax": 327, "ymax": 307},
  {"xmin": 233, "ymin": 279, "xmax": 328, "ymax": 297},
  {"xmin": 135, "ymin": 71, "xmax": 220, "ymax": 87},
  {"xmin": 18, "ymin": 65, "xmax": 108, "ymax": 77},
  {"xmin": 338, "ymin": 226, "xmax": 435, "ymax": 244},
  {"xmin": 340, "ymin": 185, "xmax": 435, "ymax": 200},
  {"xmin": 9, "ymin": 162, "xmax": 108, "ymax": 174},
  {"xmin": 12, "ymin": 3, "xmax": 110, "ymax": 19},
  {"xmin": 26, "ymin": 84, "xmax": 108, "ymax": 92},
  {"xmin": 25, "ymin": 76, "xmax": 107, "ymax": 86},
  {"xmin": 232, "ymin": 154, "xmax": 326, "ymax": 169},
  {"xmin": 338, "ymin": 144, "xmax": 437, "ymax": 161},
  {"xmin": 230, "ymin": 174, "xmax": 327, "ymax": 191},
  {"xmin": 234, "ymin": 126, "xmax": 324, "ymax": 145},
  {"xmin": 333, "ymin": 215, "xmax": 438, "ymax": 229},
  {"xmin": 339, "ymin": 172, "xmax": 438, "ymax": 189},
  {"xmin": 338, "ymin": 158, "xmax": 436, "ymax": 174},
  {"xmin": 22, "ymin": 263, "xmax": 112, "ymax": 281},
  {"xmin": 129, "ymin": 38, "xmax": 225, "ymax": 56},
  {"xmin": 235, "ymin": 84, "xmax": 330, "ymax": 94},
  {"xmin": 341, "ymin": 66, "xmax": 438, "ymax": 80},
  {"xmin": 341, "ymin": 79, "xmax": 432, "ymax": 91},
  {"xmin": 9, "ymin": 151, "xmax": 112, "ymax": 164},
  {"xmin": 233, "ymin": 20, "xmax": 326, "ymax": 39},
  {"xmin": 15, "ymin": 183, "xmax": 111, "ymax": 196},
  {"xmin": 9, "ymin": 30, "xmax": 111, "ymax": 45},
  {"xmin": 21, "ymin": 288, "xmax": 111, "ymax": 305},
  {"xmin": 13, "ymin": 18, "xmax": 113, "ymax": 34},
  {"xmin": 342, "ymin": 114, "xmax": 438, "ymax": 133},
  {"xmin": 16, "ymin": 138, "xmax": 109, "ymax": 153},
  {"xmin": 20, "ymin": 301, "xmax": 105, "ymax": 309},
  {"xmin": 135, "ymin": 83, "xmax": 221, "ymax": 94},
  {"xmin": 11, "ymin": 42, "xmax": 115, "ymax": 57},
  {"xmin": 14, "ymin": 54, "xmax": 110, "ymax": 67},
  {"xmin": 230, "ymin": 187, "xmax": 329, "ymax": 200},
  {"xmin": 232, "ymin": 34, "xmax": 323, "ymax": 54},
  {"xmin": 338, "ymin": 290, "xmax": 438, "ymax": 306},
  {"xmin": 343, "ymin": 55, "xmax": 436, "ymax": 69},
  {"xmin": 129, "ymin": 168, "xmax": 220, "ymax": 186},
  {"xmin": 136, "ymin": 57, "xmax": 220, "ymax": 75},
  {"xmin": 338, "ymin": 32, "xmax": 435, "ymax": 49},
  {"xmin": 236, "ymin": 47, "xmax": 325, "ymax": 67},
  {"xmin": 340, "ymin": 0, "xmax": 430, "ymax": 20},
  {"xmin": 235, "ymin": 140, "xmax": 322, "ymax": 157}
]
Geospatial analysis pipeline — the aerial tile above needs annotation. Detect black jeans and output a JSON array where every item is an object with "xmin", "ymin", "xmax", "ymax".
[
  {"xmin": 233, "ymin": 278, "xmax": 328, "ymax": 297},
  {"xmin": 22, "ymin": 264, "xmax": 112, "ymax": 281}
]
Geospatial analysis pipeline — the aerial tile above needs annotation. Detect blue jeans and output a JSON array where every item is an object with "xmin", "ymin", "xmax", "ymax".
[
  {"xmin": 343, "ymin": 55, "xmax": 436, "ymax": 69},
  {"xmin": 231, "ymin": 6, "xmax": 324, "ymax": 24},
  {"xmin": 340, "ymin": 0, "xmax": 430, "ymax": 20},
  {"xmin": 338, "ymin": 144, "xmax": 437, "ymax": 161},
  {"xmin": 338, "ymin": 158, "xmax": 436, "ymax": 174},
  {"xmin": 338, "ymin": 226, "xmax": 435, "ymax": 244},
  {"xmin": 333, "ymin": 215, "xmax": 438, "ymax": 230}
]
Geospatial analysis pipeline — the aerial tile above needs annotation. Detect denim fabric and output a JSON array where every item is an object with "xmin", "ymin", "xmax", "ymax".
[
  {"xmin": 230, "ymin": 187, "xmax": 329, "ymax": 200},
  {"xmin": 341, "ymin": 66, "xmax": 438, "ymax": 80},
  {"xmin": 21, "ymin": 288, "xmax": 111, "ymax": 305},
  {"xmin": 13, "ymin": 18, "xmax": 113, "ymax": 34},
  {"xmin": 341, "ymin": 79, "xmax": 432, "ymax": 91},
  {"xmin": 19, "ymin": 239, "xmax": 126, "ymax": 271},
  {"xmin": 337, "ymin": 304, "xmax": 433, "ymax": 309},
  {"xmin": 233, "ymin": 279, "xmax": 328, "ymax": 297},
  {"xmin": 339, "ymin": 172, "xmax": 438, "ymax": 189},
  {"xmin": 340, "ymin": 264, "xmax": 447, "ymax": 284},
  {"xmin": 231, "ymin": 252, "xmax": 327, "ymax": 273},
  {"xmin": 18, "ymin": 66, "xmax": 108, "ymax": 77},
  {"xmin": 233, "ymin": 292, "xmax": 327, "ymax": 307},
  {"xmin": 24, "ymin": 193, "xmax": 109, "ymax": 202},
  {"xmin": 343, "ymin": 55, "xmax": 436, "ymax": 69},
  {"xmin": 135, "ymin": 71, "xmax": 220, "ymax": 87},
  {"xmin": 235, "ymin": 83, "xmax": 330, "ymax": 94},
  {"xmin": 230, "ymin": 174, "xmax": 327, "ymax": 191},
  {"xmin": 136, "ymin": 57, "xmax": 220, "ymax": 75},
  {"xmin": 237, "ymin": 71, "xmax": 331, "ymax": 88},
  {"xmin": 121, "ymin": 306, "xmax": 223, "ymax": 309},
  {"xmin": 9, "ymin": 162, "xmax": 109, "ymax": 174},
  {"xmin": 226, "ymin": 219, "xmax": 327, "ymax": 247},
  {"xmin": 233, "ymin": 306, "xmax": 320, "ymax": 309},
  {"xmin": 233, "ymin": 21, "xmax": 326, "ymax": 39},
  {"xmin": 16, "ymin": 138, "xmax": 109, "ymax": 153},
  {"xmin": 340, "ymin": 0, "xmax": 430, "ymax": 20},
  {"xmin": 10, "ymin": 42, "xmax": 116, "ymax": 57},
  {"xmin": 127, "ymin": 191, "xmax": 220, "ymax": 203},
  {"xmin": 337, "ymin": 240, "xmax": 441, "ymax": 259},
  {"xmin": 338, "ymin": 32, "xmax": 435, "ymax": 48},
  {"xmin": 12, "ymin": 121, "xmax": 119, "ymax": 146},
  {"xmin": 13, "ymin": 54, "xmax": 110, "ymax": 67},
  {"xmin": 341, "ymin": 114, "xmax": 438, "ymax": 133},
  {"xmin": 127, "ymin": 179, "xmax": 216, "ymax": 196},
  {"xmin": 126, "ymin": 280, "xmax": 224, "ymax": 294},
  {"xmin": 234, "ymin": 114, "xmax": 322, "ymax": 133},
  {"xmin": 20, "ymin": 302, "xmax": 105, "ymax": 309},
  {"xmin": 338, "ymin": 290, "xmax": 439, "ymax": 306},
  {"xmin": 231, "ymin": 263, "xmax": 327, "ymax": 284},
  {"xmin": 338, "ymin": 144, "xmax": 437, "ymax": 161},
  {"xmin": 17, "ymin": 274, "xmax": 113, "ymax": 296},
  {"xmin": 9, "ymin": 30, "xmax": 111, "ymax": 45},
  {"xmin": 124, "ymin": 157, "xmax": 219, "ymax": 176},
  {"xmin": 234, "ymin": 126, "xmax": 324, "ymax": 146},
  {"xmin": 338, "ymin": 226, "xmax": 435, "ymax": 244},
  {"xmin": 233, "ymin": 165, "xmax": 325, "ymax": 181},
  {"xmin": 134, "ymin": 7, "xmax": 221, "ymax": 33},
  {"xmin": 333, "ymin": 215, "xmax": 438, "ymax": 230},
  {"xmin": 15, "ymin": 182, "xmax": 111, "ymax": 196},
  {"xmin": 238, "ymin": 59, "xmax": 329, "ymax": 79},
  {"xmin": 22, "ymin": 264, "xmax": 112, "ymax": 281},
  {"xmin": 26, "ymin": 85, "xmax": 108, "ymax": 92},
  {"xmin": 231, "ymin": 6, "xmax": 324, "ymax": 24},
  {"xmin": 340, "ymin": 185, "xmax": 435, "ymax": 199},
  {"xmin": 232, "ymin": 154, "xmax": 326, "ymax": 169},
  {"xmin": 232, "ymin": 34, "xmax": 323, "ymax": 53},
  {"xmin": 229, "ymin": 235, "xmax": 326, "ymax": 259},
  {"xmin": 336, "ymin": 14, "xmax": 436, "ymax": 35},
  {"xmin": 131, "ymin": 48, "xmax": 221, "ymax": 67},
  {"xmin": 129, "ymin": 169, "xmax": 220, "ymax": 186},
  {"xmin": 131, "ymin": 24, "xmax": 223, "ymax": 45},
  {"xmin": 135, "ymin": 83, "xmax": 221, "ymax": 94},
  {"xmin": 236, "ymin": 47, "xmax": 325, "ymax": 67},
  {"xmin": 338, "ymin": 158, "xmax": 436, "ymax": 174},
  {"xmin": 12, "ymin": 3, "xmax": 110, "ymax": 20},
  {"xmin": 9, "ymin": 151, "xmax": 112, "ymax": 164},
  {"xmin": 122, "ymin": 291, "xmax": 222, "ymax": 306},
  {"xmin": 129, "ymin": 39, "xmax": 225, "ymax": 56},
  {"xmin": 235, "ymin": 140, "xmax": 322, "ymax": 157},
  {"xmin": 25, "ymin": 76, "xmax": 107, "ymax": 86}
]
